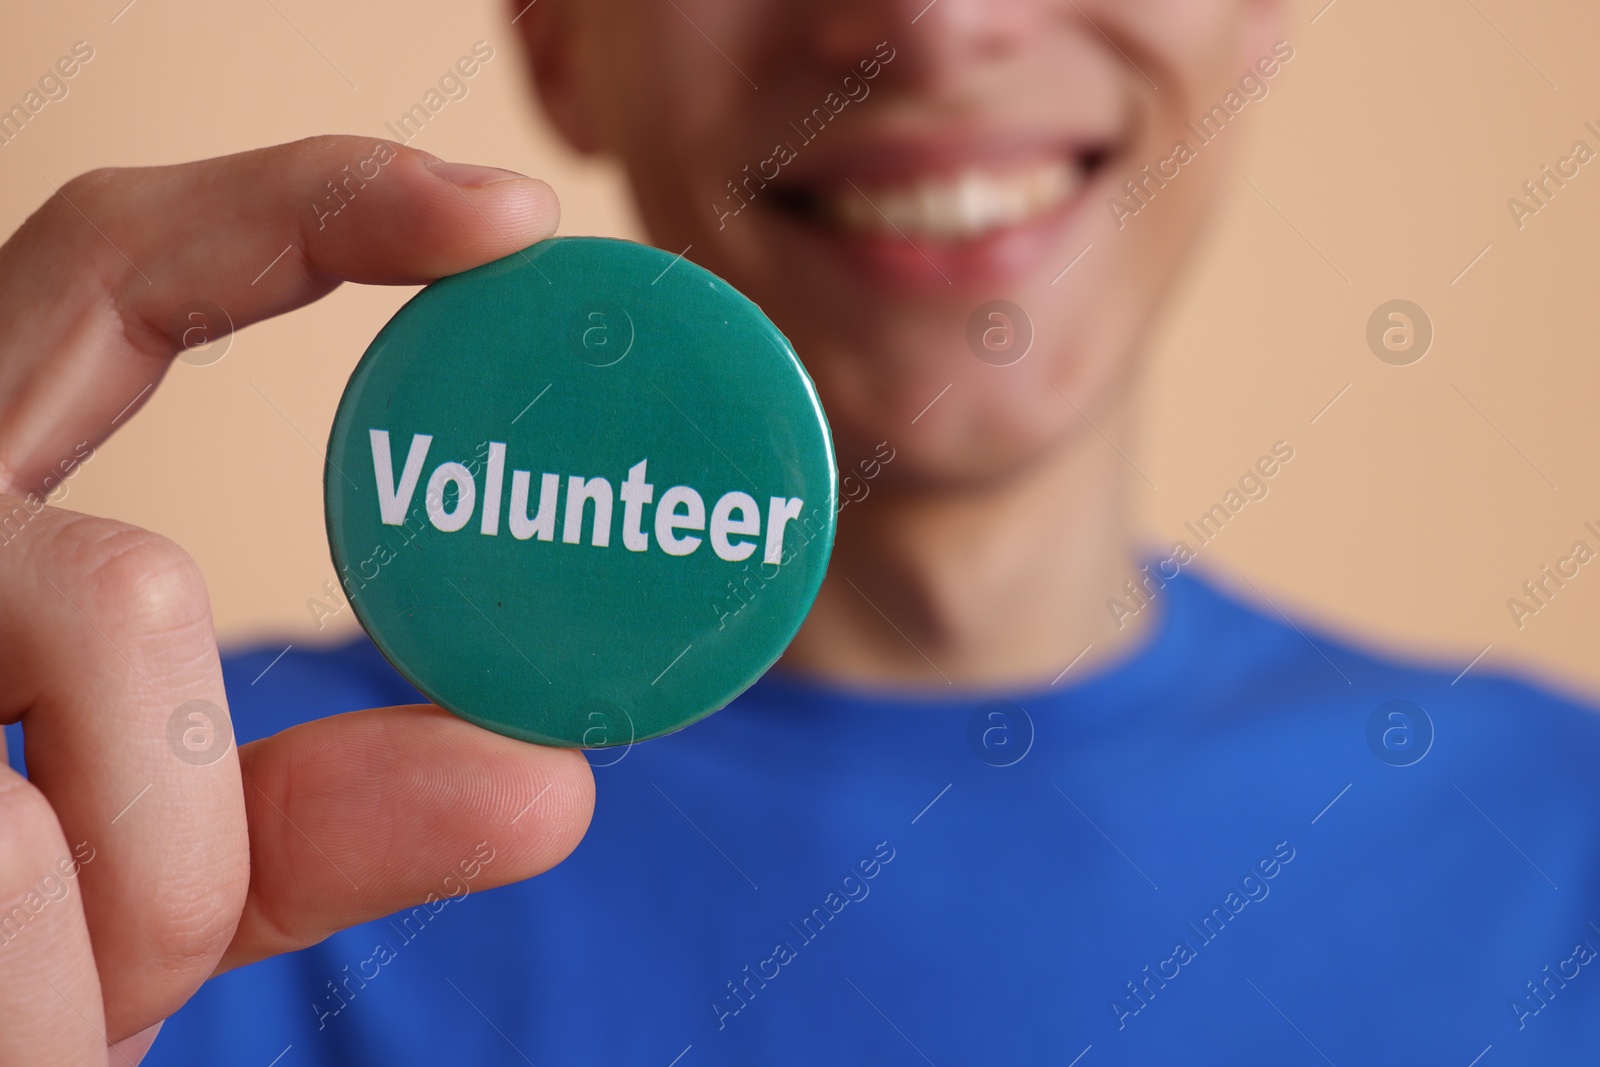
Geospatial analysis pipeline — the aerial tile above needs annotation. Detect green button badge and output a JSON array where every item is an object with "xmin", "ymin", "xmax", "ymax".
[{"xmin": 325, "ymin": 237, "xmax": 836, "ymax": 747}]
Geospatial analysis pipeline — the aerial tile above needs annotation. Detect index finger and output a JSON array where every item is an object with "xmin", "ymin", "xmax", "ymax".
[{"xmin": 0, "ymin": 135, "xmax": 560, "ymax": 495}]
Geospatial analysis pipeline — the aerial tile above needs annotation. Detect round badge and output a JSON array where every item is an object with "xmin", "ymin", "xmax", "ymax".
[{"xmin": 325, "ymin": 237, "xmax": 836, "ymax": 747}]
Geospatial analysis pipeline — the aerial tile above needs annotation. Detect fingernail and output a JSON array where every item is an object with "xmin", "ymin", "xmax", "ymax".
[
  {"xmin": 425, "ymin": 161, "xmax": 532, "ymax": 188},
  {"xmin": 108, "ymin": 1020, "xmax": 164, "ymax": 1064}
]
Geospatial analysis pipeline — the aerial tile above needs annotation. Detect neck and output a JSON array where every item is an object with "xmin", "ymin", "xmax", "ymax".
[{"xmin": 781, "ymin": 395, "xmax": 1150, "ymax": 691}]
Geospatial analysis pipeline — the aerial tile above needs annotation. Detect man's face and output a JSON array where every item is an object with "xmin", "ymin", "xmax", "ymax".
[{"xmin": 526, "ymin": 0, "xmax": 1280, "ymax": 484}]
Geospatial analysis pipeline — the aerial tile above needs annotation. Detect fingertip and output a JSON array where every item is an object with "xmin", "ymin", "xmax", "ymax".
[
  {"xmin": 217, "ymin": 705, "xmax": 596, "ymax": 975},
  {"xmin": 536, "ymin": 744, "xmax": 597, "ymax": 862},
  {"xmin": 300, "ymin": 143, "xmax": 561, "ymax": 284},
  {"xmin": 423, "ymin": 160, "xmax": 561, "ymax": 241},
  {"xmin": 497, "ymin": 174, "xmax": 562, "ymax": 243}
]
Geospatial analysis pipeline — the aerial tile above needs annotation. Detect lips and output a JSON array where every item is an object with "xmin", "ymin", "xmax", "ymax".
[{"xmin": 758, "ymin": 133, "xmax": 1117, "ymax": 293}]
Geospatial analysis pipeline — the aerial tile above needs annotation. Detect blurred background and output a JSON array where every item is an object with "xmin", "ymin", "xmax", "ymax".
[{"xmin": 3, "ymin": 0, "xmax": 1598, "ymax": 697}]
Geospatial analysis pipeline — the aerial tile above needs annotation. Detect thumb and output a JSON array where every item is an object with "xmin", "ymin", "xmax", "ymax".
[{"xmin": 0, "ymin": 135, "xmax": 560, "ymax": 495}]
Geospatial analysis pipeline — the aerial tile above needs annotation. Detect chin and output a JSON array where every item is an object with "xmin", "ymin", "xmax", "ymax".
[{"xmin": 827, "ymin": 379, "xmax": 1090, "ymax": 494}]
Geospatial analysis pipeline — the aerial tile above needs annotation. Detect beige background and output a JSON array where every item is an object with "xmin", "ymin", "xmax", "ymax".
[{"xmin": 3, "ymin": 0, "xmax": 1597, "ymax": 697}]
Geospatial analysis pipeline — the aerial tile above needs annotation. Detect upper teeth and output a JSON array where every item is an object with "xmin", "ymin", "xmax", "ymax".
[{"xmin": 833, "ymin": 159, "xmax": 1082, "ymax": 240}]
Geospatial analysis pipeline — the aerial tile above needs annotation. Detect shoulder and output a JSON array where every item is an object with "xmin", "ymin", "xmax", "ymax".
[{"xmin": 1167, "ymin": 565, "xmax": 1600, "ymax": 756}]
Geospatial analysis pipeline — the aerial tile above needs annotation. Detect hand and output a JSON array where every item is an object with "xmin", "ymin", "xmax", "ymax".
[{"xmin": 0, "ymin": 137, "xmax": 594, "ymax": 1065}]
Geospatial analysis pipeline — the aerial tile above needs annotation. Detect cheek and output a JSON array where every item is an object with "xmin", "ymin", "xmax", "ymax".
[
  {"xmin": 1116, "ymin": 0, "xmax": 1256, "ymax": 88},
  {"xmin": 617, "ymin": 97, "xmax": 749, "ymax": 252},
  {"xmin": 600, "ymin": 4, "xmax": 764, "ymax": 204}
]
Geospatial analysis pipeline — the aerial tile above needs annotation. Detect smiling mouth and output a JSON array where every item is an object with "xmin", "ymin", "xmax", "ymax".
[{"xmin": 771, "ymin": 150, "xmax": 1111, "ymax": 244}]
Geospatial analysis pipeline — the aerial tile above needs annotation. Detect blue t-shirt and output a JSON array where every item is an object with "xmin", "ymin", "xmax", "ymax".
[{"xmin": 29, "ymin": 569, "xmax": 1600, "ymax": 1064}]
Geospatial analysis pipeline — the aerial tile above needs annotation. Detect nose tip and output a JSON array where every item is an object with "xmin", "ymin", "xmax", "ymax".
[
  {"xmin": 808, "ymin": 4, "xmax": 896, "ymax": 66},
  {"xmin": 809, "ymin": 0, "xmax": 1038, "ymax": 70}
]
